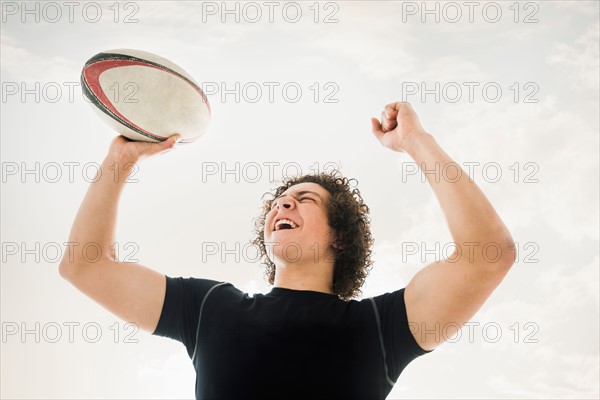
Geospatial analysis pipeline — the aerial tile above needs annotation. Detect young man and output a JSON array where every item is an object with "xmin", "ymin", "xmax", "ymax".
[{"xmin": 60, "ymin": 102, "xmax": 515, "ymax": 399}]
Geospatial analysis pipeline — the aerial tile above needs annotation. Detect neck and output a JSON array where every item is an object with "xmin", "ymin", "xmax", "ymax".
[{"xmin": 272, "ymin": 260, "xmax": 334, "ymax": 295}]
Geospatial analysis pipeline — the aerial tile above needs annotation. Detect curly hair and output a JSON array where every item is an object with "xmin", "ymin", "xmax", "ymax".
[{"xmin": 252, "ymin": 171, "xmax": 374, "ymax": 301}]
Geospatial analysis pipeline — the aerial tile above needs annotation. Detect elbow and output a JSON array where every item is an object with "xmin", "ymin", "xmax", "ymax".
[
  {"xmin": 497, "ymin": 236, "xmax": 517, "ymax": 270},
  {"xmin": 482, "ymin": 224, "xmax": 516, "ymax": 270},
  {"xmin": 58, "ymin": 257, "xmax": 81, "ymax": 282},
  {"xmin": 58, "ymin": 259, "xmax": 73, "ymax": 281},
  {"xmin": 474, "ymin": 235, "xmax": 516, "ymax": 271},
  {"xmin": 58, "ymin": 242, "xmax": 87, "ymax": 281}
]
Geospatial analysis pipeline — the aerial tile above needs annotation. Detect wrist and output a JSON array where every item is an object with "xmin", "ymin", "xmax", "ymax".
[
  {"xmin": 100, "ymin": 156, "xmax": 139, "ymax": 183},
  {"xmin": 106, "ymin": 146, "xmax": 140, "ymax": 165},
  {"xmin": 404, "ymin": 131, "xmax": 435, "ymax": 157}
]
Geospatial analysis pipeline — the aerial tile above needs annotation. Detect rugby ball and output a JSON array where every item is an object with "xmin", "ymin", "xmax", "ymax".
[{"xmin": 80, "ymin": 49, "xmax": 210, "ymax": 143}]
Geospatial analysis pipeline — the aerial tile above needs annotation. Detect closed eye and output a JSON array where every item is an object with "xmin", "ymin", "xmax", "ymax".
[{"xmin": 269, "ymin": 195, "xmax": 317, "ymax": 209}]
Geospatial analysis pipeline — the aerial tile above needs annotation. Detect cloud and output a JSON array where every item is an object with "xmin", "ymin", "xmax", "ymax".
[
  {"xmin": 0, "ymin": 33, "xmax": 81, "ymax": 82},
  {"xmin": 474, "ymin": 255, "xmax": 599, "ymax": 397},
  {"xmin": 136, "ymin": 350, "xmax": 196, "ymax": 398},
  {"xmin": 547, "ymin": 22, "xmax": 600, "ymax": 92},
  {"xmin": 555, "ymin": 1, "xmax": 600, "ymax": 15},
  {"xmin": 423, "ymin": 95, "xmax": 599, "ymax": 242},
  {"xmin": 313, "ymin": 29, "xmax": 417, "ymax": 81}
]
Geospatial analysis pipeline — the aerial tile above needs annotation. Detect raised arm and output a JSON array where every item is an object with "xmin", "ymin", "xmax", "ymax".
[
  {"xmin": 371, "ymin": 102, "xmax": 516, "ymax": 351},
  {"xmin": 59, "ymin": 135, "xmax": 180, "ymax": 333}
]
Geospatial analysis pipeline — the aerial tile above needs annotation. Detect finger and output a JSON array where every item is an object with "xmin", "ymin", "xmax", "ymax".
[
  {"xmin": 142, "ymin": 135, "xmax": 179, "ymax": 157},
  {"xmin": 384, "ymin": 104, "xmax": 399, "ymax": 119},
  {"xmin": 162, "ymin": 134, "xmax": 181, "ymax": 149},
  {"xmin": 385, "ymin": 101, "xmax": 412, "ymax": 112},
  {"xmin": 380, "ymin": 111, "xmax": 387, "ymax": 131},
  {"xmin": 370, "ymin": 118, "xmax": 386, "ymax": 143},
  {"xmin": 383, "ymin": 111, "xmax": 398, "ymax": 126},
  {"xmin": 387, "ymin": 115, "xmax": 399, "ymax": 132},
  {"xmin": 401, "ymin": 101, "xmax": 414, "ymax": 110},
  {"xmin": 166, "ymin": 133, "xmax": 182, "ymax": 147},
  {"xmin": 394, "ymin": 102, "xmax": 417, "ymax": 120},
  {"xmin": 382, "ymin": 104, "xmax": 397, "ymax": 122},
  {"xmin": 111, "ymin": 135, "xmax": 129, "ymax": 146},
  {"xmin": 381, "ymin": 111, "xmax": 397, "ymax": 133},
  {"xmin": 159, "ymin": 134, "xmax": 182, "ymax": 155}
]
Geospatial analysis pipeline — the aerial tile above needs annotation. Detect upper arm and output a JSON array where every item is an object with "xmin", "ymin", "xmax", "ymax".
[
  {"xmin": 61, "ymin": 260, "xmax": 166, "ymax": 333},
  {"xmin": 371, "ymin": 289, "xmax": 433, "ymax": 381},
  {"xmin": 404, "ymin": 251, "xmax": 515, "ymax": 351}
]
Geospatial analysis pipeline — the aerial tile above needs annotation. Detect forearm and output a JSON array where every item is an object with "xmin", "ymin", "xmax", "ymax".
[
  {"xmin": 406, "ymin": 133, "xmax": 514, "ymax": 264},
  {"xmin": 61, "ymin": 156, "xmax": 134, "ymax": 268}
]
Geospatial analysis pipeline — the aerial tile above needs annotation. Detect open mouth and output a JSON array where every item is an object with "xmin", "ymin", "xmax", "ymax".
[{"xmin": 274, "ymin": 218, "xmax": 299, "ymax": 231}]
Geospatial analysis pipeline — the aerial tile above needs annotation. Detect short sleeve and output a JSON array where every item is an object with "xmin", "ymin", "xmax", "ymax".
[
  {"xmin": 152, "ymin": 276, "xmax": 223, "ymax": 358},
  {"xmin": 372, "ymin": 288, "xmax": 433, "ymax": 381}
]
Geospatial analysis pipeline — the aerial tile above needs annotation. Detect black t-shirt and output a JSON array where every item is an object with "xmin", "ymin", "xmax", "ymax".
[{"xmin": 153, "ymin": 276, "xmax": 432, "ymax": 400}]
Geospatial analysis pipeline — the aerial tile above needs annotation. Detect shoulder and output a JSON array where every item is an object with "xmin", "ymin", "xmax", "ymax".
[
  {"xmin": 164, "ymin": 276, "xmax": 245, "ymax": 302},
  {"xmin": 368, "ymin": 287, "xmax": 408, "ymax": 309}
]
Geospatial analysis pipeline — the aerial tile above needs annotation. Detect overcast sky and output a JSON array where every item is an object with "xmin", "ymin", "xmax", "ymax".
[{"xmin": 1, "ymin": 1, "xmax": 599, "ymax": 399}]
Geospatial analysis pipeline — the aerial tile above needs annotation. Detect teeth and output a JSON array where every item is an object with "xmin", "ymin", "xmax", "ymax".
[{"xmin": 275, "ymin": 219, "xmax": 298, "ymax": 230}]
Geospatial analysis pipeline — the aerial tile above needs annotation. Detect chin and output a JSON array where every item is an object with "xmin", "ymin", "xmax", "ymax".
[{"xmin": 267, "ymin": 240, "xmax": 306, "ymax": 265}]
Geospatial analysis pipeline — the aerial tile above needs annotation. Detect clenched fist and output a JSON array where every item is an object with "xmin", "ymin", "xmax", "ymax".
[{"xmin": 371, "ymin": 102, "xmax": 428, "ymax": 154}]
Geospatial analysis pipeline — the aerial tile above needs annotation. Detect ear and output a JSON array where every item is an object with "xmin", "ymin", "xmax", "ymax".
[{"xmin": 332, "ymin": 239, "xmax": 345, "ymax": 250}]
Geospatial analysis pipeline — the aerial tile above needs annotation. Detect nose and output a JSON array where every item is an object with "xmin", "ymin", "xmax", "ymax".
[{"xmin": 274, "ymin": 196, "xmax": 295, "ymax": 210}]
